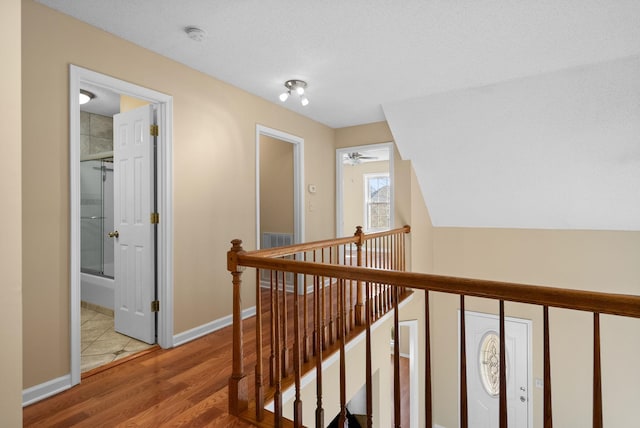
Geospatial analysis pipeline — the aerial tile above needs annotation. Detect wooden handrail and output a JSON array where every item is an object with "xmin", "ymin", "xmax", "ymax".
[
  {"xmin": 228, "ymin": 226, "xmax": 639, "ymax": 427},
  {"xmin": 233, "ymin": 257, "xmax": 640, "ymax": 318},
  {"xmin": 240, "ymin": 225, "xmax": 411, "ymax": 259}
]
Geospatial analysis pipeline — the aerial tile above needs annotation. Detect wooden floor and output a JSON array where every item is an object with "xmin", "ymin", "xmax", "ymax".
[{"xmin": 24, "ymin": 287, "xmax": 411, "ymax": 427}]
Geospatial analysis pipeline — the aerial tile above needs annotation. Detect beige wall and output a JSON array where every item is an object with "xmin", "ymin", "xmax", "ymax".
[
  {"xmin": 22, "ymin": 0, "xmax": 335, "ymax": 389},
  {"xmin": 1, "ymin": 0, "xmax": 23, "ymax": 424},
  {"xmin": 431, "ymin": 228, "xmax": 640, "ymax": 428},
  {"xmin": 259, "ymin": 136, "xmax": 294, "ymax": 236}
]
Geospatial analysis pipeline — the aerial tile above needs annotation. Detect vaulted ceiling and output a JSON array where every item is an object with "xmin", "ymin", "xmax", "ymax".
[{"xmin": 37, "ymin": 0, "xmax": 640, "ymax": 230}]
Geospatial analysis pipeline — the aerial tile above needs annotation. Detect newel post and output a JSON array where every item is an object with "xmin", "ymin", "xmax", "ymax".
[
  {"xmin": 228, "ymin": 239, "xmax": 248, "ymax": 415},
  {"xmin": 354, "ymin": 226, "xmax": 366, "ymax": 326}
]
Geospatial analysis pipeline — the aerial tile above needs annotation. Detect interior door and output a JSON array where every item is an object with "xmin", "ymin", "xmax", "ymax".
[
  {"xmin": 464, "ymin": 311, "xmax": 530, "ymax": 428},
  {"xmin": 112, "ymin": 104, "xmax": 156, "ymax": 344}
]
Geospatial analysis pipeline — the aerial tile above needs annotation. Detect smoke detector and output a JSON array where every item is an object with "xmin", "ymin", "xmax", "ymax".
[{"xmin": 185, "ymin": 27, "xmax": 207, "ymax": 42}]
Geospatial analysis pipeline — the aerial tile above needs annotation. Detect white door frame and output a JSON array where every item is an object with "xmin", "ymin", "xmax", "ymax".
[
  {"xmin": 69, "ymin": 65, "xmax": 174, "ymax": 386},
  {"xmin": 458, "ymin": 310, "xmax": 533, "ymax": 428},
  {"xmin": 255, "ymin": 125, "xmax": 305, "ymax": 248},
  {"xmin": 398, "ymin": 320, "xmax": 419, "ymax": 428},
  {"xmin": 336, "ymin": 142, "xmax": 394, "ymax": 238}
]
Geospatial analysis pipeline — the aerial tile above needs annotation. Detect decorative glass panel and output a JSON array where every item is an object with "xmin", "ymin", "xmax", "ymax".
[{"xmin": 479, "ymin": 331, "xmax": 502, "ymax": 396}]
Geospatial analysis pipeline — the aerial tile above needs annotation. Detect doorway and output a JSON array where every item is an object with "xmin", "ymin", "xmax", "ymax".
[
  {"xmin": 256, "ymin": 125, "xmax": 304, "ymax": 293},
  {"xmin": 70, "ymin": 65, "xmax": 174, "ymax": 386},
  {"xmin": 461, "ymin": 311, "xmax": 532, "ymax": 428},
  {"xmin": 336, "ymin": 143, "xmax": 394, "ymax": 237},
  {"xmin": 256, "ymin": 125, "xmax": 304, "ymax": 248}
]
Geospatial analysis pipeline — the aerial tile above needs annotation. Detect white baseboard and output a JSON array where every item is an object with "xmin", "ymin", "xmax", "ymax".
[
  {"xmin": 23, "ymin": 374, "xmax": 72, "ymax": 407},
  {"xmin": 172, "ymin": 306, "xmax": 256, "ymax": 347}
]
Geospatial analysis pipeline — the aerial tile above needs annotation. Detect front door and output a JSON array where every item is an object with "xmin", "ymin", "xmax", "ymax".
[
  {"xmin": 464, "ymin": 311, "xmax": 531, "ymax": 428},
  {"xmin": 112, "ymin": 104, "xmax": 156, "ymax": 344}
]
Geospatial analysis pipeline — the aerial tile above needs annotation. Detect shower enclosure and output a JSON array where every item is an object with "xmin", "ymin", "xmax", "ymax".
[{"xmin": 81, "ymin": 159, "xmax": 114, "ymax": 278}]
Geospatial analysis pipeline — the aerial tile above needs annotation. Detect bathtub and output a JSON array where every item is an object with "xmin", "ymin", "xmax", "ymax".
[{"xmin": 80, "ymin": 272, "xmax": 114, "ymax": 310}]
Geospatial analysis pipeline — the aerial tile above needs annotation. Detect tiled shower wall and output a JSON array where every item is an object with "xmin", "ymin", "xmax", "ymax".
[{"xmin": 81, "ymin": 111, "xmax": 113, "ymax": 159}]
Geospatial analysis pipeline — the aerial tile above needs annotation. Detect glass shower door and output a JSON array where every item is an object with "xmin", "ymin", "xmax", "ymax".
[{"xmin": 80, "ymin": 159, "xmax": 114, "ymax": 277}]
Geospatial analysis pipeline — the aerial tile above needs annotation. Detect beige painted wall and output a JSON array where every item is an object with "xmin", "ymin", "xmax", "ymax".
[
  {"xmin": 1, "ymin": 0, "xmax": 23, "ymax": 424},
  {"xmin": 431, "ymin": 228, "xmax": 640, "ymax": 428},
  {"xmin": 22, "ymin": 0, "xmax": 335, "ymax": 389},
  {"xmin": 259, "ymin": 136, "xmax": 294, "ymax": 236}
]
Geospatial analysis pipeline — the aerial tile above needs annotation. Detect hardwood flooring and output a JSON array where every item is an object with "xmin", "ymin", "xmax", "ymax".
[{"xmin": 24, "ymin": 287, "xmax": 411, "ymax": 427}]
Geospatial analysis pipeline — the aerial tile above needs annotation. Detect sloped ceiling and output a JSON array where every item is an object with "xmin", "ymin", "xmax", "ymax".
[
  {"xmin": 35, "ymin": 0, "xmax": 640, "ymax": 230},
  {"xmin": 384, "ymin": 56, "xmax": 640, "ymax": 230}
]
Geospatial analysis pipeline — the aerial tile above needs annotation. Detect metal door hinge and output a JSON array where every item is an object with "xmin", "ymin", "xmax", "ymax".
[
  {"xmin": 150, "ymin": 124, "xmax": 159, "ymax": 137},
  {"xmin": 151, "ymin": 300, "xmax": 160, "ymax": 312},
  {"xmin": 150, "ymin": 212, "xmax": 160, "ymax": 224}
]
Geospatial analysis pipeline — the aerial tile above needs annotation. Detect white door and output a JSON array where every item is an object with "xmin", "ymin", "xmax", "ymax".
[
  {"xmin": 463, "ymin": 311, "xmax": 531, "ymax": 428},
  {"xmin": 113, "ymin": 104, "xmax": 156, "ymax": 344}
]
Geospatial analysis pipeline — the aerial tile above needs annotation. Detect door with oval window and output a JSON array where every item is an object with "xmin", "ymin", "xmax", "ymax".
[{"xmin": 462, "ymin": 311, "xmax": 531, "ymax": 428}]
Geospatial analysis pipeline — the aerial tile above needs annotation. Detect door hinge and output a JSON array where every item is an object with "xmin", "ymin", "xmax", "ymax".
[
  {"xmin": 150, "ymin": 124, "xmax": 159, "ymax": 137},
  {"xmin": 151, "ymin": 300, "xmax": 160, "ymax": 312},
  {"xmin": 150, "ymin": 212, "xmax": 160, "ymax": 224}
]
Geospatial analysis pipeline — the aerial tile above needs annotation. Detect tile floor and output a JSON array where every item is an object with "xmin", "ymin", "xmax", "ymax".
[{"xmin": 81, "ymin": 304, "xmax": 155, "ymax": 373}]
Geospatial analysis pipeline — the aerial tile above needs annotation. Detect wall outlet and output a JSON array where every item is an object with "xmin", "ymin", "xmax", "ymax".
[{"xmin": 535, "ymin": 378, "xmax": 544, "ymax": 389}]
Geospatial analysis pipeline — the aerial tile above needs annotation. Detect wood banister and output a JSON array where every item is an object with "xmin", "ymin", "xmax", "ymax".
[
  {"xmin": 543, "ymin": 306, "xmax": 553, "ymax": 428},
  {"xmin": 499, "ymin": 301, "xmax": 507, "ymax": 428},
  {"xmin": 460, "ymin": 295, "xmax": 468, "ymax": 428},
  {"xmin": 593, "ymin": 313, "xmax": 603, "ymax": 428},
  {"xmin": 234, "ymin": 257, "xmax": 640, "ymax": 318},
  {"xmin": 228, "ymin": 225, "xmax": 638, "ymax": 427}
]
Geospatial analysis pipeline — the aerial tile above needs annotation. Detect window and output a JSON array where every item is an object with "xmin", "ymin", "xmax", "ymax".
[{"xmin": 364, "ymin": 173, "xmax": 390, "ymax": 231}]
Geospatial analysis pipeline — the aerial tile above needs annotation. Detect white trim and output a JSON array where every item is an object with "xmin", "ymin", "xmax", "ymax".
[
  {"xmin": 399, "ymin": 319, "xmax": 419, "ymax": 428},
  {"xmin": 22, "ymin": 375, "xmax": 72, "ymax": 407},
  {"xmin": 69, "ymin": 65, "xmax": 174, "ymax": 388},
  {"xmin": 255, "ymin": 125, "xmax": 305, "ymax": 248},
  {"xmin": 336, "ymin": 142, "xmax": 394, "ymax": 238},
  {"xmin": 173, "ymin": 306, "xmax": 256, "ymax": 347}
]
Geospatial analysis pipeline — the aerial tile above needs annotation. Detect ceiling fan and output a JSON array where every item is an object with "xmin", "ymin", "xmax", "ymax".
[{"xmin": 344, "ymin": 152, "xmax": 378, "ymax": 165}]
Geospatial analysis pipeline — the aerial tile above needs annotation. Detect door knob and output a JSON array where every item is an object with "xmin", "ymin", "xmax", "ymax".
[
  {"xmin": 108, "ymin": 231, "xmax": 119, "ymax": 238},
  {"xmin": 520, "ymin": 396, "xmax": 526, "ymax": 402}
]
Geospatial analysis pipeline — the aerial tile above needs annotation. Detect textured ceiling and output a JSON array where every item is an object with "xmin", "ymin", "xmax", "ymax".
[{"xmin": 36, "ymin": 0, "xmax": 640, "ymax": 230}]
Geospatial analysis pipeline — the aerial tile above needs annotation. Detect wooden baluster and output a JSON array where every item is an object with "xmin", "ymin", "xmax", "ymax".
[
  {"xmin": 293, "ymin": 273, "xmax": 302, "ymax": 427},
  {"xmin": 344, "ymin": 244, "xmax": 351, "ymax": 332},
  {"xmin": 255, "ymin": 269, "xmax": 264, "ymax": 421},
  {"xmin": 425, "ymin": 290, "xmax": 433, "ymax": 428},
  {"xmin": 315, "ymin": 272, "xmax": 324, "ymax": 427},
  {"xmin": 281, "ymin": 270, "xmax": 289, "ymax": 377},
  {"xmin": 365, "ymin": 280, "xmax": 373, "ymax": 428},
  {"xmin": 274, "ymin": 271, "xmax": 282, "ymax": 427},
  {"xmin": 321, "ymin": 248, "xmax": 328, "ymax": 349},
  {"xmin": 499, "ymin": 300, "xmax": 507, "ymax": 428},
  {"xmin": 339, "ymin": 278, "xmax": 348, "ymax": 427},
  {"xmin": 312, "ymin": 250, "xmax": 318, "ymax": 357},
  {"xmin": 303, "ymin": 251, "xmax": 310, "ymax": 363},
  {"xmin": 329, "ymin": 246, "xmax": 335, "ymax": 345},
  {"xmin": 355, "ymin": 226, "xmax": 365, "ymax": 326},
  {"xmin": 593, "ymin": 313, "xmax": 603, "ymax": 428},
  {"xmin": 460, "ymin": 295, "xmax": 468, "ymax": 428},
  {"xmin": 393, "ymin": 285, "xmax": 401, "ymax": 428},
  {"xmin": 543, "ymin": 306, "xmax": 553, "ymax": 428},
  {"xmin": 228, "ymin": 239, "xmax": 248, "ymax": 415},
  {"xmin": 269, "ymin": 270, "xmax": 276, "ymax": 386}
]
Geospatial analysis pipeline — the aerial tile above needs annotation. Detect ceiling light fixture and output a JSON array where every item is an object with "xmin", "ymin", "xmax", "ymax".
[
  {"xmin": 79, "ymin": 89, "xmax": 95, "ymax": 105},
  {"xmin": 279, "ymin": 80, "xmax": 309, "ymax": 106}
]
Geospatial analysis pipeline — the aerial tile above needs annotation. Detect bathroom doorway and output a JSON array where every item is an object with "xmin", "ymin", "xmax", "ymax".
[{"xmin": 70, "ymin": 65, "xmax": 174, "ymax": 386}]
